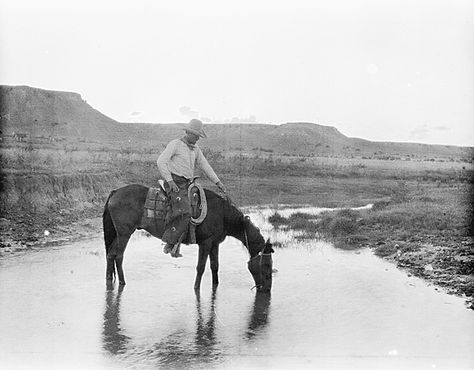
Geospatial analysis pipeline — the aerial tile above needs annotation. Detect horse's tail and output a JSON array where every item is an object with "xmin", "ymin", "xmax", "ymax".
[{"xmin": 103, "ymin": 190, "xmax": 117, "ymax": 279}]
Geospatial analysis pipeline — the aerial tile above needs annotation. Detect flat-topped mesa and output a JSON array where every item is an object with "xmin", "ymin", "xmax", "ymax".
[
  {"xmin": 1, "ymin": 85, "xmax": 471, "ymax": 159},
  {"xmin": 0, "ymin": 84, "xmax": 122, "ymax": 141},
  {"xmin": 1, "ymin": 85, "xmax": 83, "ymax": 103}
]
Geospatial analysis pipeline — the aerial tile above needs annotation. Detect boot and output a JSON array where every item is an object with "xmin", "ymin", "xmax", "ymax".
[{"xmin": 188, "ymin": 224, "xmax": 196, "ymax": 244}]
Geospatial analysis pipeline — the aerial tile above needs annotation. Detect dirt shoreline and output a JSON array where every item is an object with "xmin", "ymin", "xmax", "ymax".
[
  {"xmin": 1, "ymin": 204, "xmax": 472, "ymax": 310},
  {"xmin": 368, "ymin": 236, "xmax": 474, "ymax": 310},
  {"xmin": 0, "ymin": 208, "xmax": 104, "ymax": 253}
]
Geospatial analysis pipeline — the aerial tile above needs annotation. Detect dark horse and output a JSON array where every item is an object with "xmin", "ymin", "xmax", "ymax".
[{"xmin": 103, "ymin": 184, "xmax": 274, "ymax": 292}]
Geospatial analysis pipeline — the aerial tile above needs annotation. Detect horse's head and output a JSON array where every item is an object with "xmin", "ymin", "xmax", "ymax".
[
  {"xmin": 247, "ymin": 238, "xmax": 274, "ymax": 293},
  {"xmin": 241, "ymin": 215, "xmax": 274, "ymax": 293}
]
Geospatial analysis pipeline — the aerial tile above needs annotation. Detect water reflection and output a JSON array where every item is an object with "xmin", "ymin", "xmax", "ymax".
[
  {"xmin": 246, "ymin": 293, "xmax": 271, "ymax": 340},
  {"xmin": 102, "ymin": 283, "xmax": 130, "ymax": 355},
  {"xmin": 154, "ymin": 291, "xmax": 272, "ymax": 368},
  {"xmin": 100, "ymin": 286, "xmax": 273, "ymax": 368},
  {"xmin": 153, "ymin": 291, "xmax": 220, "ymax": 368},
  {"xmin": 195, "ymin": 291, "xmax": 217, "ymax": 351}
]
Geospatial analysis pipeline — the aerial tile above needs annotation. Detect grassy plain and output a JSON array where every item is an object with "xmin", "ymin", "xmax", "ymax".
[{"xmin": 1, "ymin": 137, "xmax": 472, "ymax": 224}]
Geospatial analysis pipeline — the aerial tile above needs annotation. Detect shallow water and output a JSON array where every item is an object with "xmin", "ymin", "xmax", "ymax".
[{"xmin": 1, "ymin": 207, "xmax": 473, "ymax": 370}]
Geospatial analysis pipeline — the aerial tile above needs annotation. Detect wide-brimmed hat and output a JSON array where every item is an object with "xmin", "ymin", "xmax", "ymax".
[{"xmin": 184, "ymin": 119, "xmax": 207, "ymax": 138}]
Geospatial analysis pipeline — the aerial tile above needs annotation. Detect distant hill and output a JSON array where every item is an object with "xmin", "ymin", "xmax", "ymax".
[
  {"xmin": 0, "ymin": 85, "xmax": 132, "ymax": 141},
  {"xmin": 1, "ymin": 85, "xmax": 472, "ymax": 160}
]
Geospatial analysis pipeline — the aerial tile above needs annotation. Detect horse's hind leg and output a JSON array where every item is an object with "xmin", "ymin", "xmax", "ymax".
[
  {"xmin": 106, "ymin": 243, "xmax": 117, "ymax": 282},
  {"xmin": 115, "ymin": 234, "xmax": 131, "ymax": 285}
]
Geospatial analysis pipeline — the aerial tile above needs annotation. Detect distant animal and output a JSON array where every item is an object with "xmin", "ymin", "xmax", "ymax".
[
  {"xmin": 102, "ymin": 184, "xmax": 274, "ymax": 292},
  {"xmin": 12, "ymin": 132, "xmax": 27, "ymax": 142}
]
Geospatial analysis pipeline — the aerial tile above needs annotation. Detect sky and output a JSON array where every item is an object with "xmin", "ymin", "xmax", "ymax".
[{"xmin": 1, "ymin": 0, "xmax": 473, "ymax": 146}]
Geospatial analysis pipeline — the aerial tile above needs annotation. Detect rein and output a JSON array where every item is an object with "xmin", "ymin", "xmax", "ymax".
[{"xmin": 244, "ymin": 228, "xmax": 269, "ymax": 290}]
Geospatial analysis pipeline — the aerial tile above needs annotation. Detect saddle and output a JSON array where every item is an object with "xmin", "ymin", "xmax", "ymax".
[
  {"xmin": 143, "ymin": 185, "xmax": 168, "ymax": 222},
  {"xmin": 141, "ymin": 181, "xmax": 207, "ymax": 244}
]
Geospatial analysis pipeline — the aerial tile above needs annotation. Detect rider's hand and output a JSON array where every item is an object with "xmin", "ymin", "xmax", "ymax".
[
  {"xmin": 167, "ymin": 180, "xmax": 179, "ymax": 193},
  {"xmin": 216, "ymin": 181, "xmax": 226, "ymax": 193}
]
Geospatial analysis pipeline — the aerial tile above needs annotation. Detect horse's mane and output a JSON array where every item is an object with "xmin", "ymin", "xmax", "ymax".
[
  {"xmin": 203, "ymin": 188, "xmax": 238, "ymax": 210},
  {"xmin": 203, "ymin": 188, "xmax": 224, "ymax": 202},
  {"xmin": 204, "ymin": 188, "xmax": 244, "ymax": 225},
  {"xmin": 203, "ymin": 188, "xmax": 264, "ymax": 256}
]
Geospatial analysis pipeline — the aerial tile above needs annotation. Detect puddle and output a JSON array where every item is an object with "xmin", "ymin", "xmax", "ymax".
[{"xmin": 0, "ymin": 207, "xmax": 473, "ymax": 369}]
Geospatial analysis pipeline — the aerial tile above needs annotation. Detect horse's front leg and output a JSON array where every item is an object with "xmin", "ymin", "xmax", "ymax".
[
  {"xmin": 194, "ymin": 239, "xmax": 212, "ymax": 291},
  {"xmin": 209, "ymin": 243, "xmax": 220, "ymax": 290},
  {"xmin": 115, "ymin": 255, "xmax": 126, "ymax": 285}
]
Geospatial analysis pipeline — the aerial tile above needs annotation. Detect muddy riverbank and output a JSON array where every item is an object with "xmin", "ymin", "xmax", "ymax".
[
  {"xmin": 373, "ymin": 235, "xmax": 474, "ymax": 309},
  {"xmin": 0, "ymin": 207, "xmax": 103, "ymax": 252}
]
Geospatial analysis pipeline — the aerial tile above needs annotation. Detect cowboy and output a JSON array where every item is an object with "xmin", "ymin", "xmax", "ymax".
[{"xmin": 157, "ymin": 118, "xmax": 226, "ymax": 257}]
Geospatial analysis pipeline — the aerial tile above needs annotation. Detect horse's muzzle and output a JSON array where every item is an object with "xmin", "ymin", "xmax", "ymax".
[{"xmin": 248, "ymin": 254, "xmax": 273, "ymax": 292}]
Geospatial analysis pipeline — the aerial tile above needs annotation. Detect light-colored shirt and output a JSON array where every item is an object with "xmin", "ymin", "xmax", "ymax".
[{"xmin": 157, "ymin": 138, "xmax": 220, "ymax": 184}]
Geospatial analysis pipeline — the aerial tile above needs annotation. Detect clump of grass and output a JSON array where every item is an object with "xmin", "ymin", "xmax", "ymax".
[
  {"xmin": 271, "ymin": 241, "xmax": 284, "ymax": 248},
  {"xmin": 389, "ymin": 181, "xmax": 410, "ymax": 203},
  {"xmin": 336, "ymin": 208, "xmax": 360, "ymax": 220},
  {"xmin": 317, "ymin": 209, "xmax": 360, "ymax": 237},
  {"xmin": 269, "ymin": 209, "xmax": 363, "ymax": 245},
  {"xmin": 287, "ymin": 213, "xmax": 316, "ymax": 229},
  {"xmin": 399, "ymin": 243, "xmax": 421, "ymax": 253},
  {"xmin": 374, "ymin": 244, "xmax": 397, "ymax": 257},
  {"xmin": 268, "ymin": 212, "xmax": 320, "ymax": 237},
  {"xmin": 371, "ymin": 200, "xmax": 391, "ymax": 211},
  {"xmin": 329, "ymin": 217, "xmax": 359, "ymax": 236},
  {"xmin": 364, "ymin": 202, "xmax": 459, "ymax": 234},
  {"xmin": 268, "ymin": 212, "xmax": 286, "ymax": 227},
  {"xmin": 290, "ymin": 212, "xmax": 315, "ymax": 219}
]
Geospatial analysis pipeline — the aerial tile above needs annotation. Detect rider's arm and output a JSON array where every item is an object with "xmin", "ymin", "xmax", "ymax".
[
  {"xmin": 157, "ymin": 140, "xmax": 177, "ymax": 182},
  {"xmin": 195, "ymin": 147, "xmax": 220, "ymax": 185}
]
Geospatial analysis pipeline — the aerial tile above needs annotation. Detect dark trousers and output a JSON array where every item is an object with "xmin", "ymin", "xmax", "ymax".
[{"xmin": 162, "ymin": 174, "xmax": 192, "ymax": 245}]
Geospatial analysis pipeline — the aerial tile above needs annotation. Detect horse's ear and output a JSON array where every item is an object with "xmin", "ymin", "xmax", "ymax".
[{"xmin": 265, "ymin": 238, "xmax": 275, "ymax": 253}]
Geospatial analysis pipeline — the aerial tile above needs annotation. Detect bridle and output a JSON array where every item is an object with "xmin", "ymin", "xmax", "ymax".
[{"xmin": 244, "ymin": 228, "xmax": 271, "ymax": 290}]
